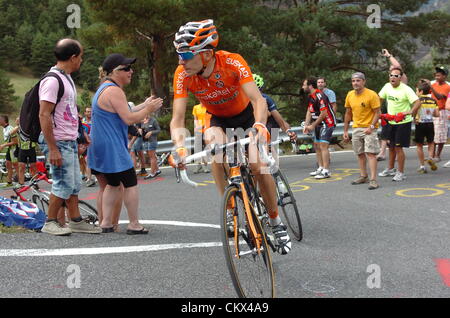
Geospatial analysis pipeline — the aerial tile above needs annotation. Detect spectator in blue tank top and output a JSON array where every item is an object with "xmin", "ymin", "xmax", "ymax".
[{"xmin": 88, "ymin": 54, "xmax": 163, "ymax": 234}]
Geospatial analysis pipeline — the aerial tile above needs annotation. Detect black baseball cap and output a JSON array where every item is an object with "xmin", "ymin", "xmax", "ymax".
[
  {"xmin": 435, "ymin": 66, "xmax": 448, "ymax": 76},
  {"xmin": 102, "ymin": 53, "xmax": 137, "ymax": 74}
]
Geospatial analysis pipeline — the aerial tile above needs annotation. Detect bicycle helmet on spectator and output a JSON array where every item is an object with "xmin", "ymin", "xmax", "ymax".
[
  {"xmin": 173, "ymin": 19, "xmax": 219, "ymax": 56},
  {"xmin": 253, "ymin": 74, "xmax": 264, "ymax": 89}
]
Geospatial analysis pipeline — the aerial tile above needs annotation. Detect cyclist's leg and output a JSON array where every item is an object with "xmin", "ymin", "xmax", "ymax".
[
  {"xmin": 248, "ymin": 142, "xmax": 278, "ymax": 223},
  {"xmin": 204, "ymin": 126, "xmax": 228, "ymax": 196}
]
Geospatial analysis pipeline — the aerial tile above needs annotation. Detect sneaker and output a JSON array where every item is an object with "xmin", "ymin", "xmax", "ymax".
[
  {"xmin": 376, "ymin": 155, "xmax": 386, "ymax": 161},
  {"xmin": 443, "ymin": 160, "xmax": 450, "ymax": 168},
  {"xmin": 271, "ymin": 223, "xmax": 292, "ymax": 255},
  {"xmin": 417, "ymin": 166, "xmax": 427, "ymax": 174},
  {"xmin": 138, "ymin": 169, "xmax": 147, "ymax": 176},
  {"xmin": 1, "ymin": 182, "xmax": 14, "ymax": 189},
  {"xmin": 392, "ymin": 171, "xmax": 406, "ymax": 182},
  {"xmin": 144, "ymin": 170, "xmax": 161, "ymax": 180},
  {"xmin": 432, "ymin": 157, "xmax": 441, "ymax": 163},
  {"xmin": 351, "ymin": 176, "xmax": 369, "ymax": 185},
  {"xmin": 314, "ymin": 170, "xmax": 330, "ymax": 179},
  {"xmin": 310, "ymin": 167, "xmax": 323, "ymax": 176},
  {"xmin": 85, "ymin": 178, "xmax": 96, "ymax": 187},
  {"xmin": 41, "ymin": 221, "xmax": 72, "ymax": 236},
  {"xmin": 378, "ymin": 168, "xmax": 397, "ymax": 177},
  {"xmin": 426, "ymin": 159, "xmax": 437, "ymax": 171},
  {"xmin": 368, "ymin": 180, "xmax": 379, "ymax": 190},
  {"xmin": 202, "ymin": 166, "xmax": 210, "ymax": 173},
  {"xmin": 69, "ymin": 219, "xmax": 102, "ymax": 234},
  {"xmin": 193, "ymin": 165, "xmax": 203, "ymax": 174}
]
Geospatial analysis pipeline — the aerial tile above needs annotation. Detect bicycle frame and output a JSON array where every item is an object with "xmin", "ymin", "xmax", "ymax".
[
  {"xmin": 180, "ymin": 135, "xmax": 285, "ymax": 257},
  {"xmin": 12, "ymin": 172, "xmax": 52, "ymax": 202}
]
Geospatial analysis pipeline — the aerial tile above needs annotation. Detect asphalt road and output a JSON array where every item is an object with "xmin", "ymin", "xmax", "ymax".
[{"xmin": 0, "ymin": 148, "xmax": 449, "ymax": 298}]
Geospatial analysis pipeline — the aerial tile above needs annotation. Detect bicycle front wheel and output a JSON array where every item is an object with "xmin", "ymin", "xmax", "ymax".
[
  {"xmin": 78, "ymin": 200, "xmax": 98, "ymax": 224},
  {"xmin": 274, "ymin": 170, "xmax": 303, "ymax": 241},
  {"xmin": 32, "ymin": 194, "xmax": 49, "ymax": 214},
  {"xmin": 220, "ymin": 185, "xmax": 275, "ymax": 298}
]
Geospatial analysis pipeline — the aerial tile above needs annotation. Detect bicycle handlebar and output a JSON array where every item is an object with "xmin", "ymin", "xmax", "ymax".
[{"xmin": 179, "ymin": 136, "xmax": 291, "ymax": 188}]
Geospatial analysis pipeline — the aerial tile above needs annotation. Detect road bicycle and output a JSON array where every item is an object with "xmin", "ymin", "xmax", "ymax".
[
  {"xmin": 177, "ymin": 134, "xmax": 299, "ymax": 298},
  {"xmin": 10, "ymin": 172, "xmax": 98, "ymax": 224}
]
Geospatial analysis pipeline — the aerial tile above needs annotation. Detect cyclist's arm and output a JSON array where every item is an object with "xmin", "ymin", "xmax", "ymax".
[
  {"xmin": 242, "ymin": 81, "xmax": 267, "ymax": 124},
  {"xmin": 170, "ymin": 97, "xmax": 188, "ymax": 148},
  {"xmin": 270, "ymin": 110, "xmax": 290, "ymax": 133}
]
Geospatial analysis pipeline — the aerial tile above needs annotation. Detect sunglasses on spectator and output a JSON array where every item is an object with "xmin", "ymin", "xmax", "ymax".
[
  {"xmin": 115, "ymin": 65, "xmax": 132, "ymax": 72},
  {"xmin": 389, "ymin": 74, "xmax": 402, "ymax": 78}
]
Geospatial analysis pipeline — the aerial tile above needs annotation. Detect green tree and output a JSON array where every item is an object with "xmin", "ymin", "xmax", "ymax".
[
  {"xmin": 82, "ymin": 0, "xmax": 257, "ymax": 108},
  {"xmin": 0, "ymin": 70, "xmax": 18, "ymax": 113}
]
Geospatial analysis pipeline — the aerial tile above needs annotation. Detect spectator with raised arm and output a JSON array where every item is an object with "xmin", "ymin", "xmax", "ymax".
[
  {"xmin": 88, "ymin": 53, "xmax": 162, "ymax": 234},
  {"xmin": 377, "ymin": 49, "xmax": 409, "ymax": 162},
  {"xmin": 378, "ymin": 68, "xmax": 421, "ymax": 182}
]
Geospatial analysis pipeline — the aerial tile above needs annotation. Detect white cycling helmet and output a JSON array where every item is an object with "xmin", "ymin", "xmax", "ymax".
[{"xmin": 173, "ymin": 19, "xmax": 219, "ymax": 54}]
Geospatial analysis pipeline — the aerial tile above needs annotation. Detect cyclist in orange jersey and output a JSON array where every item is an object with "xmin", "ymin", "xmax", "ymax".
[{"xmin": 170, "ymin": 20, "xmax": 291, "ymax": 254}]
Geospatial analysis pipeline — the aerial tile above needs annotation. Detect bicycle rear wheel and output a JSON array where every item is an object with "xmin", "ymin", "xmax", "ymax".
[
  {"xmin": 274, "ymin": 170, "xmax": 303, "ymax": 241},
  {"xmin": 78, "ymin": 200, "xmax": 98, "ymax": 224},
  {"xmin": 220, "ymin": 185, "xmax": 275, "ymax": 298}
]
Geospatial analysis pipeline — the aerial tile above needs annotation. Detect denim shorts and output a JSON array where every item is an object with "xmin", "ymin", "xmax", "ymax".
[
  {"xmin": 41, "ymin": 138, "xmax": 81, "ymax": 200},
  {"xmin": 132, "ymin": 137, "xmax": 143, "ymax": 152},
  {"xmin": 142, "ymin": 141, "xmax": 158, "ymax": 151}
]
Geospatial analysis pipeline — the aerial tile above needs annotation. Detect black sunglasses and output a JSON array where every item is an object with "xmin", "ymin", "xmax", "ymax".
[{"xmin": 117, "ymin": 65, "xmax": 132, "ymax": 72}]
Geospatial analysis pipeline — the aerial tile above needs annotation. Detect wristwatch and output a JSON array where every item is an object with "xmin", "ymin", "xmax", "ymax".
[{"xmin": 370, "ymin": 124, "xmax": 375, "ymax": 129}]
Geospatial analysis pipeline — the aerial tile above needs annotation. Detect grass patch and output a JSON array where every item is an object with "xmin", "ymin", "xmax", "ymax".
[
  {"xmin": 0, "ymin": 223, "xmax": 34, "ymax": 234},
  {"xmin": 5, "ymin": 71, "xmax": 92, "ymax": 119}
]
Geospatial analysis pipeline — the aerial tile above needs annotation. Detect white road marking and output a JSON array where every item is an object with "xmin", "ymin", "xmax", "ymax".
[
  {"xmin": 118, "ymin": 220, "xmax": 220, "ymax": 229},
  {"xmin": 0, "ymin": 220, "xmax": 222, "ymax": 257},
  {"xmin": 0, "ymin": 242, "xmax": 223, "ymax": 257}
]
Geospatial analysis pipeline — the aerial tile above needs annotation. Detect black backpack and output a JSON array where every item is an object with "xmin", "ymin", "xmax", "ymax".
[{"xmin": 19, "ymin": 72, "xmax": 64, "ymax": 142}]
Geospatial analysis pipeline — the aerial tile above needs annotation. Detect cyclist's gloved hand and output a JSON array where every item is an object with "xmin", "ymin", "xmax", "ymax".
[
  {"xmin": 171, "ymin": 147, "xmax": 187, "ymax": 169},
  {"xmin": 252, "ymin": 122, "xmax": 270, "ymax": 143}
]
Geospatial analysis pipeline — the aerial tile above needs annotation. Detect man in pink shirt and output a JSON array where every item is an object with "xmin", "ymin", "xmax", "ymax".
[{"xmin": 39, "ymin": 38, "xmax": 101, "ymax": 236}]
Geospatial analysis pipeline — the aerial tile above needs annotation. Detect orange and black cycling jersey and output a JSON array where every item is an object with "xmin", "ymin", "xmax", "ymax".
[
  {"xmin": 308, "ymin": 89, "xmax": 336, "ymax": 128},
  {"xmin": 173, "ymin": 50, "xmax": 254, "ymax": 118}
]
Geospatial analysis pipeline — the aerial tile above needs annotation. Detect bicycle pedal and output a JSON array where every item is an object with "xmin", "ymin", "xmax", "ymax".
[{"xmin": 266, "ymin": 233, "xmax": 277, "ymax": 253}]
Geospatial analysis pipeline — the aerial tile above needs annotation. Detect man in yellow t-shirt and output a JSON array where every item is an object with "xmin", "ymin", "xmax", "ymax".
[
  {"xmin": 343, "ymin": 72, "xmax": 381, "ymax": 190},
  {"xmin": 192, "ymin": 104, "xmax": 211, "ymax": 173}
]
